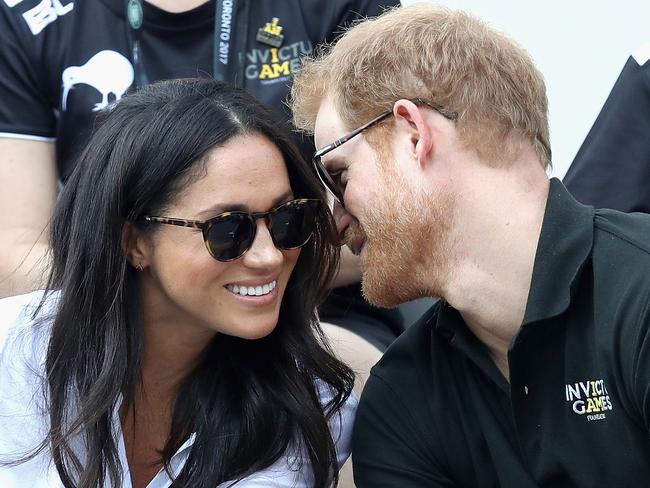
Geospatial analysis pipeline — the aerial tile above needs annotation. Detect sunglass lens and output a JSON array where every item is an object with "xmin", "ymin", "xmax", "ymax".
[
  {"xmin": 206, "ymin": 213, "xmax": 254, "ymax": 261},
  {"xmin": 271, "ymin": 200, "xmax": 319, "ymax": 249},
  {"xmin": 314, "ymin": 158, "xmax": 343, "ymax": 203}
]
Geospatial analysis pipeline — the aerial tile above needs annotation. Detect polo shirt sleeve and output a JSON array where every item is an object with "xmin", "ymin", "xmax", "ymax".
[
  {"xmin": 0, "ymin": 3, "xmax": 56, "ymax": 140},
  {"xmin": 632, "ymin": 298, "xmax": 650, "ymax": 433},
  {"xmin": 0, "ymin": 292, "xmax": 51, "ymax": 462},
  {"xmin": 352, "ymin": 371, "xmax": 454, "ymax": 487},
  {"xmin": 563, "ymin": 50, "xmax": 650, "ymax": 213}
]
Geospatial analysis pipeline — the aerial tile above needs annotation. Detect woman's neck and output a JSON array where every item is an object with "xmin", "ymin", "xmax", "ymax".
[{"xmin": 139, "ymin": 319, "xmax": 214, "ymax": 400}]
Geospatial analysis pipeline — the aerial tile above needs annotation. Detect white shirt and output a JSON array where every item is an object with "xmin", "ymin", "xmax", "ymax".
[{"xmin": 0, "ymin": 291, "xmax": 357, "ymax": 487}]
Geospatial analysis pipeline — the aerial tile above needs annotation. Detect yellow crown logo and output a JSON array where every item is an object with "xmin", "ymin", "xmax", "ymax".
[{"xmin": 262, "ymin": 18, "xmax": 283, "ymax": 36}]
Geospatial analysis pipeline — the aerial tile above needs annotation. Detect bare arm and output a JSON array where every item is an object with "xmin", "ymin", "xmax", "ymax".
[{"xmin": 0, "ymin": 138, "xmax": 57, "ymax": 298}]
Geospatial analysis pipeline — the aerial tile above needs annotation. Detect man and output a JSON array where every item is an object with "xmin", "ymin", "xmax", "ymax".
[
  {"xmin": 564, "ymin": 42, "xmax": 650, "ymax": 213},
  {"xmin": 0, "ymin": 2, "xmax": 399, "ymax": 486},
  {"xmin": 291, "ymin": 5, "xmax": 650, "ymax": 487}
]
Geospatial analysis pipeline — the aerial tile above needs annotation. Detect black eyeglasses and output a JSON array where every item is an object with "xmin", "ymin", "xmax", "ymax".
[
  {"xmin": 143, "ymin": 198, "xmax": 321, "ymax": 262},
  {"xmin": 312, "ymin": 98, "xmax": 458, "ymax": 204}
]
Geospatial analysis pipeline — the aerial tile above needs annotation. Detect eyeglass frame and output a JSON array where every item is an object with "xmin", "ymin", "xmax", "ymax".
[
  {"xmin": 312, "ymin": 97, "xmax": 459, "ymax": 204},
  {"xmin": 142, "ymin": 198, "xmax": 321, "ymax": 262}
]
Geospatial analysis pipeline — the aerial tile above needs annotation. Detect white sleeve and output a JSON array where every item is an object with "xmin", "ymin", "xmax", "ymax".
[
  {"xmin": 0, "ymin": 291, "xmax": 42, "ymax": 349},
  {"xmin": 0, "ymin": 291, "xmax": 57, "ymax": 452}
]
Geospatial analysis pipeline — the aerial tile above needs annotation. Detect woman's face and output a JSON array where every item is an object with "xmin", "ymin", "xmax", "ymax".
[{"xmin": 137, "ymin": 133, "xmax": 302, "ymax": 340}]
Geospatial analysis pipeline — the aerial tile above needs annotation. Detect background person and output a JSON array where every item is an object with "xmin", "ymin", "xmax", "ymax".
[
  {"xmin": 0, "ymin": 78, "xmax": 355, "ymax": 488},
  {"xmin": 564, "ymin": 43, "xmax": 650, "ymax": 213},
  {"xmin": 291, "ymin": 5, "xmax": 650, "ymax": 486}
]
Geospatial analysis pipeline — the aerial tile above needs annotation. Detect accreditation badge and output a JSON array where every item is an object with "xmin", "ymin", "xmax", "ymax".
[{"xmin": 256, "ymin": 17, "xmax": 285, "ymax": 48}]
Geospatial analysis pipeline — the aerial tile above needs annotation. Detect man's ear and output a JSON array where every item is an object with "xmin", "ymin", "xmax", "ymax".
[
  {"xmin": 393, "ymin": 99, "xmax": 433, "ymax": 170},
  {"xmin": 121, "ymin": 222, "xmax": 149, "ymax": 271}
]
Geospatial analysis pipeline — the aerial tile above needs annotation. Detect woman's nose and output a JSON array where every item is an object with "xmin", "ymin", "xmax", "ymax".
[{"xmin": 241, "ymin": 219, "xmax": 284, "ymax": 269}]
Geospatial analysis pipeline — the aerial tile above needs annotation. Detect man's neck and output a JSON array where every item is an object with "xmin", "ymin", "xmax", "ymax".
[
  {"xmin": 441, "ymin": 156, "xmax": 550, "ymax": 380},
  {"xmin": 144, "ymin": 0, "xmax": 210, "ymax": 14}
]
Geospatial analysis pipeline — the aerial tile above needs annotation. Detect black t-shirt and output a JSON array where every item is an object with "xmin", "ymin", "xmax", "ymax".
[
  {"xmin": 564, "ymin": 52, "xmax": 650, "ymax": 213},
  {"xmin": 353, "ymin": 179, "xmax": 650, "ymax": 487},
  {"xmin": 0, "ymin": 0, "xmax": 398, "ymax": 180},
  {"xmin": 0, "ymin": 0, "xmax": 404, "ymax": 348}
]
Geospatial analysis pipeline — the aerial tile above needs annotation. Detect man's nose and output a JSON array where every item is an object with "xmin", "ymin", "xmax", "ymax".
[{"xmin": 333, "ymin": 200, "xmax": 353, "ymax": 237}]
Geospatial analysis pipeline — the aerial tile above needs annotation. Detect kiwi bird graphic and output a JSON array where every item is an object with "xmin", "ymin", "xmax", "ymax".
[{"xmin": 61, "ymin": 50, "xmax": 134, "ymax": 111}]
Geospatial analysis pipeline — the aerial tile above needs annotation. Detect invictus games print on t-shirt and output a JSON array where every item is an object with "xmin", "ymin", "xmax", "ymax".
[{"xmin": 0, "ymin": 0, "xmax": 398, "ymax": 181}]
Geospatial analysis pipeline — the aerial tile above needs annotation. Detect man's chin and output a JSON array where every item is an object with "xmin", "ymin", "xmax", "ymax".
[{"xmin": 361, "ymin": 269, "xmax": 417, "ymax": 309}]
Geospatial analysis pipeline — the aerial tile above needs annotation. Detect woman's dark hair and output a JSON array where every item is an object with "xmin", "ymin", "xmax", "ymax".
[{"xmin": 37, "ymin": 78, "xmax": 354, "ymax": 487}]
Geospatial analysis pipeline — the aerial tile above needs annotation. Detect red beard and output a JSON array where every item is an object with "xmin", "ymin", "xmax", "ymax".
[{"xmin": 350, "ymin": 166, "xmax": 455, "ymax": 307}]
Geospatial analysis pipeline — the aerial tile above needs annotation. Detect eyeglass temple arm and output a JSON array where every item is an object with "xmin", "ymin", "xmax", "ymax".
[
  {"xmin": 410, "ymin": 97, "xmax": 458, "ymax": 120},
  {"xmin": 314, "ymin": 110, "xmax": 394, "ymax": 159},
  {"xmin": 143, "ymin": 216, "xmax": 207, "ymax": 230}
]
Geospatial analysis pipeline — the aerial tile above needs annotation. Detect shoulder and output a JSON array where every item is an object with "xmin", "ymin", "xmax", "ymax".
[
  {"xmin": 351, "ymin": 304, "xmax": 456, "ymax": 486},
  {"xmin": 592, "ymin": 209, "xmax": 650, "ymax": 296},
  {"xmin": 225, "ymin": 381, "xmax": 358, "ymax": 487},
  {"xmin": 314, "ymin": 378, "xmax": 358, "ymax": 468},
  {"xmin": 357, "ymin": 303, "xmax": 443, "ymax": 434},
  {"xmin": 589, "ymin": 211, "xmax": 650, "ymax": 397},
  {"xmin": 594, "ymin": 209, "xmax": 650, "ymax": 257},
  {"xmin": 0, "ymin": 290, "xmax": 56, "ymax": 353},
  {"xmin": 0, "ymin": 0, "xmax": 75, "ymax": 38},
  {"xmin": 0, "ymin": 291, "xmax": 58, "ymax": 463},
  {"xmin": 0, "ymin": 290, "xmax": 58, "ymax": 391},
  {"xmin": 371, "ymin": 302, "xmax": 441, "ymax": 385}
]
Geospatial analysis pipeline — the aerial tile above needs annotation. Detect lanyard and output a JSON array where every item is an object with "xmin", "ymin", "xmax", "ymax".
[
  {"xmin": 124, "ymin": 0, "xmax": 250, "ymax": 88},
  {"xmin": 213, "ymin": 0, "xmax": 250, "ymax": 86}
]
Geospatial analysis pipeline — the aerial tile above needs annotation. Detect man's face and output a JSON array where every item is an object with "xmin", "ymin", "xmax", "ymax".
[{"xmin": 314, "ymin": 99, "xmax": 454, "ymax": 306}]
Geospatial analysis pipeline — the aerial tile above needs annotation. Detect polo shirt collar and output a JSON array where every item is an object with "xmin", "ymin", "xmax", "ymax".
[
  {"xmin": 435, "ymin": 301, "xmax": 511, "ymax": 392},
  {"xmin": 430, "ymin": 179, "xmax": 594, "ymax": 390},
  {"xmin": 522, "ymin": 178, "xmax": 594, "ymax": 325}
]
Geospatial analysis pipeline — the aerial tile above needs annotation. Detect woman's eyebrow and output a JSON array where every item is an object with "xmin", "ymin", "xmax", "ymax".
[{"xmin": 196, "ymin": 190, "xmax": 295, "ymax": 217}]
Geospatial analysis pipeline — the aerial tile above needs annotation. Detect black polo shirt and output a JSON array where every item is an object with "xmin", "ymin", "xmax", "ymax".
[{"xmin": 352, "ymin": 178, "xmax": 650, "ymax": 487}]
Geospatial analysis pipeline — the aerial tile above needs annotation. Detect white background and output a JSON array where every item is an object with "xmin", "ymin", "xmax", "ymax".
[{"xmin": 400, "ymin": 0, "xmax": 650, "ymax": 179}]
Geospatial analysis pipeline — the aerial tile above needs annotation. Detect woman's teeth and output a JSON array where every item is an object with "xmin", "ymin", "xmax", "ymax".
[{"xmin": 226, "ymin": 280, "xmax": 276, "ymax": 297}]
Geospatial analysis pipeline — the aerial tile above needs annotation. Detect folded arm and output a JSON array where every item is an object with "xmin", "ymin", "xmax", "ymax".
[{"xmin": 0, "ymin": 138, "xmax": 57, "ymax": 298}]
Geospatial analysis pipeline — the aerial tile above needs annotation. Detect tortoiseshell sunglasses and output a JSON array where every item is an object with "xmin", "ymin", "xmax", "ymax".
[{"xmin": 143, "ymin": 198, "xmax": 321, "ymax": 262}]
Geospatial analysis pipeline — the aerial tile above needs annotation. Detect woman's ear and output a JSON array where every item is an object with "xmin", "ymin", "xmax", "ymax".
[
  {"xmin": 393, "ymin": 99, "xmax": 433, "ymax": 170},
  {"xmin": 121, "ymin": 222, "xmax": 149, "ymax": 271}
]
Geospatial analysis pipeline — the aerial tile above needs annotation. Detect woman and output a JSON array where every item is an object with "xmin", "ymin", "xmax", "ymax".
[{"xmin": 0, "ymin": 78, "xmax": 355, "ymax": 487}]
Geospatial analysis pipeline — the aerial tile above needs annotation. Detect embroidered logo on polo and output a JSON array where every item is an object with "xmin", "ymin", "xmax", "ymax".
[
  {"xmin": 61, "ymin": 50, "xmax": 134, "ymax": 112},
  {"xmin": 565, "ymin": 379, "xmax": 613, "ymax": 421}
]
